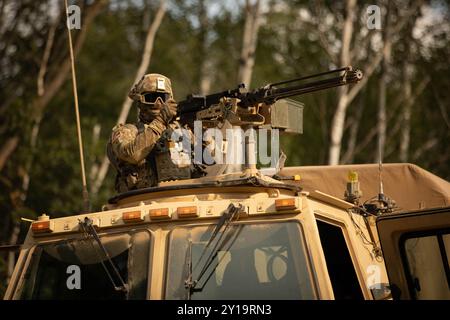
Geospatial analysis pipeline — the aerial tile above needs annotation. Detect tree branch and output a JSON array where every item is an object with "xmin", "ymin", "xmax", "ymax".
[
  {"xmin": 0, "ymin": 136, "xmax": 19, "ymax": 171},
  {"xmin": 37, "ymin": 3, "xmax": 61, "ymax": 97}
]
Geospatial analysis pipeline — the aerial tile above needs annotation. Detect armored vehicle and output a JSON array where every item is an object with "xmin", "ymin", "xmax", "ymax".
[
  {"xmin": 4, "ymin": 163, "xmax": 450, "ymax": 300},
  {"xmin": 3, "ymin": 68, "xmax": 450, "ymax": 300}
]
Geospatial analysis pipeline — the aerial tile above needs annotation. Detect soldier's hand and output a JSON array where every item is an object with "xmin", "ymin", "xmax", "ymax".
[{"xmin": 156, "ymin": 98, "xmax": 178, "ymax": 125}]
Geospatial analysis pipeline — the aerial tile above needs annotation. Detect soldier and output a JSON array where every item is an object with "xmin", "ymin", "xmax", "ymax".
[{"xmin": 107, "ymin": 74, "xmax": 194, "ymax": 193}]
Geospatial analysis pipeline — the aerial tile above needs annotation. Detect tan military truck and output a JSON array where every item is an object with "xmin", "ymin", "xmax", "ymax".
[
  {"xmin": 3, "ymin": 163, "xmax": 449, "ymax": 300},
  {"xmin": 4, "ymin": 68, "xmax": 449, "ymax": 300}
]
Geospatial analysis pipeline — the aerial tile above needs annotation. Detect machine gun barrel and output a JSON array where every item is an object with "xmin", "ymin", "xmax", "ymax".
[
  {"xmin": 238, "ymin": 67, "xmax": 362, "ymax": 107},
  {"xmin": 177, "ymin": 66, "xmax": 363, "ymax": 116}
]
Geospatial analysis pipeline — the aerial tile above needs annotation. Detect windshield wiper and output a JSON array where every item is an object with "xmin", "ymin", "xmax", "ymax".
[
  {"xmin": 79, "ymin": 217, "xmax": 128, "ymax": 293},
  {"xmin": 184, "ymin": 240, "xmax": 195, "ymax": 300},
  {"xmin": 184, "ymin": 203, "xmax": 244, "ymax": 298}
]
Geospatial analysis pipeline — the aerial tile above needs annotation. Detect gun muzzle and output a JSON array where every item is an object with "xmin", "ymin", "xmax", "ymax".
[{"xmin": 345, "ymin": 69, "xmax": 363, "ymax": 83}]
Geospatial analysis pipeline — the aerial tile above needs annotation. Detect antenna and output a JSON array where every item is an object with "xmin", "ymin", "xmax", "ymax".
[
  {"xmin": 378, "ymin": 159, "xmax": 384, "ymax": 197},
  {"xmin": 378, "ymin": 138, "xmax": 387, "ymax": 209},
  {"xmin": 359, "ymin": 140, "xmax": 396, "ymax": 216},
  {"xmin": 378, "ymin": 135, "xmax": 383, "ymax": 199},
  {"xmin": 65, "ymin": 0, "xmax": 90, "ymax": 212}
]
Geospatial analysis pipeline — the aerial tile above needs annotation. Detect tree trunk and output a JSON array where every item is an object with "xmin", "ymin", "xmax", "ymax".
[
  {"xmin": 237, "ymin": 0, "xmax": 262, "ymax": 88},
  {"xmin": 341, "ymin": 93, "xmax": 365, "ymax": 164},
  {"xmin": 328, "ymin": 0, "xmax": 356, "ymax": 165},
  {"xmin": 198, "ymin": 0, "xmax": 212, "ymax": 95},
  {"xmin": 399, "ymin": 79, "xmax": 412, "ymax": 162},
  {"xmin": 399, "ymin": 18, "xmax": 415, "ymax": 163},
  {"xmin": 90, "ymin": 0, "xmax": 167, "ymax": 197},
  {"xmin": 375, "ymin": 2, "xmax": 392, "ymax": 163}
]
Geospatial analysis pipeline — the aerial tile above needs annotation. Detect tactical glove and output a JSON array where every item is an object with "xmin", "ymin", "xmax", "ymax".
[{"xmin": 156, "ymin": 98, "xmax": 178, "ymax": 125}]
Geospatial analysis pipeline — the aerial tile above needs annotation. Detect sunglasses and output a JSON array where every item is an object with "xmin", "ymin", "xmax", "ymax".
[{"xmin": 140, "ymin": 92, "xmax": 170, "ymax": 104}]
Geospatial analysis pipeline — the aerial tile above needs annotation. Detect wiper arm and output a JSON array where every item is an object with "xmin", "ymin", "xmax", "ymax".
[
  {"xmin": 79, "ymin": 217, "xmax": 128, "ymax": 293},
  {"xmin": 184, "ymin": 203, "xmax": 244, "ymax": 298},
  {"xmin": 192, "ymin": 224, "xmax": 242, "ymax": 294},
  {"xmin": 184, "ymin": 240, "xmax": 195, "ymax": 300}
]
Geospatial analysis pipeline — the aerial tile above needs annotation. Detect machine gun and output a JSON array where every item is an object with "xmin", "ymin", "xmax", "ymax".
[
  {"xmin": 177, "ymin": 66, "xmax": 363, "ymax": 130},
  {"xmin": 176, "ymin": 66, "xmax": 363, "ymax": 176}
]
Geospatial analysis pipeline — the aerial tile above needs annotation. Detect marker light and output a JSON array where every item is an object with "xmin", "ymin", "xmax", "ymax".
[
  {"xmin": 348, "ymin": 171, "xmax": 358, "ymax": 182},
  {"xmin": 345, "ymin": 170, "xmax": 362, "ymax": 204},
  {"xmin": 122, "ymin": 211, "xmax": 144, "ymax": 223},
  {"xmin": 275, "ymin": 198, "xmax": 297, "ymax": 211},
  {"xmin": 32, "ymin": 221, "xmax": 53, "ymax": 234},
  {"xmin": 149, "ymin": 208, "xmax": 170, "ymax": 220},
  {"xmin": 177, "ymin": 206, "xmax": 198, "ymax": 218}
]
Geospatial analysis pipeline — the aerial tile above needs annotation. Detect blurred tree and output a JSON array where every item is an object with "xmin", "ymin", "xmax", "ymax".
[{"xmin": 238, "ymin": 0, "xmax": 262, "ymax": 87}]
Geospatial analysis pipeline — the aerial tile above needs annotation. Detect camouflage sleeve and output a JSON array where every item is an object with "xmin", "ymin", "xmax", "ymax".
[{"xmin": 110, "ymin": 119, "xmax": 167, "ymax": 165}]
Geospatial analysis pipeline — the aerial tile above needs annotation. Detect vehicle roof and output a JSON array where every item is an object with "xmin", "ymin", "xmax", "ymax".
[
  {"xmin": 278, "ymin": 163, "xmax": 450, "ymax": 211},
  {"xmin": 108, "ymin": 175, "xmax": 300, "ymax": 204}
]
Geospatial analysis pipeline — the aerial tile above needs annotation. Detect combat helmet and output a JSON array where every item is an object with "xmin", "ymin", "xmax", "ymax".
[{"xmin": 129, "ymin": 73, "xmax": 173, "ymax": 105}]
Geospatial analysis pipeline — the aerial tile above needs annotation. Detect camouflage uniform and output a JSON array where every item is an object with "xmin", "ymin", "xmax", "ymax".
[{"xmin": 107, "ymin": 74, "xmax": 193, "ymax": 193}]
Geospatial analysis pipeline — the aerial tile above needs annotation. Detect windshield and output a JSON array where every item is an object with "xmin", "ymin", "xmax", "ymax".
[
  {"xmin": 17, "ymin": 230, "xmax": 151, "ymax": 300},
  {"xmin": 165, "ymin": 221, "xmax": 316, "ymax": 299}
]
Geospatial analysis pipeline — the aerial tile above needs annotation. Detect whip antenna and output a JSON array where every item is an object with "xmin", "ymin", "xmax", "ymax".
[
  {"xmin": 378, "ymin": 159, "xmax": 384, "ymax": 198},
  {"xmin": 65, "ymin": 0, "xmax": 90, "ymax": 212},
  {"xmin": 378, "ymin": 137, "xmax": 385, "ymax": 206}
]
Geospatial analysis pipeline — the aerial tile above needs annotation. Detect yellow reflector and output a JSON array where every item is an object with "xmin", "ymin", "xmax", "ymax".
[
  {"xmin": 275, "ymin": 198, "xmax": 297, "ymax": 211},
  {"xmin": 149, "ymin": 208, "xmax": 170, "ymax": 220},
  {"xmin": 293, "ymin": 174, "xmax": 301, "ymax": 181},
  {"xmin": 32, "ymin": 221, "xmax": 53, "ymax": 233},
  {"xmin": 122, "ymin": 211, "xmax": 144, "ymax": 223},
  {"xmin": 348, "ymin": 170, "xmax": 358, "ymax": 182},
  {"xmin": 177, "ymin": 206, "xmax": 198, "ymax": 218}
]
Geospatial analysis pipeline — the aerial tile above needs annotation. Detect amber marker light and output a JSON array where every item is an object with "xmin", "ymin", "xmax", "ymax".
[
  {"xmin": 122, "ymin": 211, "xmax": 144, "ymax": 223},
  {"xmin": 348, "ymin": 170, "xmax": 358, "ymax": 182},
  {"xmin": 177, "ymin": 206, "xmax": 198, "ymax": 218},
  {"xmin": 32, "ymin": 221, "xmax": 53, "ymax": 234},
  {"xmin": 275, "ymin": 198, "xmax": 297, "ymax": 211},
  {"xmin": 149, "ymin": 208, "xmax": 171, "ymax": 220}
]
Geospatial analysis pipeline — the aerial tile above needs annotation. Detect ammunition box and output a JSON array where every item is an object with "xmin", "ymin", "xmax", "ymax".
[{"xmin": 267, "ymin": 99, "xmax": 303, "ymax": 134}]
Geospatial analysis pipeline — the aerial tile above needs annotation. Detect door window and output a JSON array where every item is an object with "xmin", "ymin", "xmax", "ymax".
[{"xmin": 402, "ymin": 232, "xmax": 450, "ymax": 299}]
